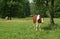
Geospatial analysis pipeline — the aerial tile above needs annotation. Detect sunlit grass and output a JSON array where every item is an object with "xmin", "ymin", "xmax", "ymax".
[{"xmin": 0, "ymin": 18, "xmax": 60, "ymax": 39}]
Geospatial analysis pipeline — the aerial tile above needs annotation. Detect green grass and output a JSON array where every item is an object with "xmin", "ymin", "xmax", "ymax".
[{"xmin": 0, "ymin": 18, "xmax": 60, "ymax": 39}]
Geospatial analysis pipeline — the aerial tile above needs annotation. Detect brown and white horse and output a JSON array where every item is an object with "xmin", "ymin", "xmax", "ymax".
[{"xmin": 33, "ymin": 14, "xmax": 44, "ymax": 31}]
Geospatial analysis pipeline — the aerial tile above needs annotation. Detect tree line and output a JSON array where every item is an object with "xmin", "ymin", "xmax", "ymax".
[
  {"xmin": 0, "ymin": 0, "xmax": 60, "ymax": 20},
  {"xmin": 32, "ymin": 0, "xmax": 60, "ymax": 18},
  {"xmin": 0, "ymin": 0, "xmax": 30, "ymax": 20}
]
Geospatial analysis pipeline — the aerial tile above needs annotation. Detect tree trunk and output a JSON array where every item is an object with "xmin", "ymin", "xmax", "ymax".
[{"xmin": 50, "ymin": 0, "xmax": 55, "ymax": 25}]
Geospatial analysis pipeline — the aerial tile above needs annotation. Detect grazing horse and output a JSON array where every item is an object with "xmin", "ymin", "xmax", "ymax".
[{"xmin": 33, "ymin": 14, "xmax": 44, "ymax": 31}]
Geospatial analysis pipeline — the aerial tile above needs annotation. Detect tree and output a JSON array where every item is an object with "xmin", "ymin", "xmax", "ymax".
[
  {"xmin": 33, "ymin": 0, "xmax": 47, "ymax": 17},
  {"xmin": 0, "ymin": 0, "xmax": 31, "ymax": 19},
  {"xmin": 1, "ymin": 0, "xmax": 18, "ymax": 20},
  {"xmin": 25, "ymin": 2, "xmax": 30, "ymax": 17},
  {"xmin": 54, "ymin": 0, "xmax": 60, "ymax": 17},
  {"xmin": 14, "ymin": 0, "xmax": 30, "ymax": 18},
  {"xmin": 49, "ymin": 0, "xmax": 55, "ymax": 24},
  {"xmin": 29, "ymin": 3, "xmax": 36, "ymax": 16}
]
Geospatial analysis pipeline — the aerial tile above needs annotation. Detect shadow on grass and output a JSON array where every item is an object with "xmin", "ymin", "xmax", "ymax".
[{"xmin": 42, "ymin": 24, "xmax": 60, "ymax": 30}]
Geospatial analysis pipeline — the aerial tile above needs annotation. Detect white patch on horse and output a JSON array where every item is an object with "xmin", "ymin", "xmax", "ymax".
[
  {"xmin": 41, "ymin": 18, "xmax": 44, "ymax": 23},
  {"xmin": 37, "ymin": 15, "xmax": 40, "ymax": 21},
  {"xmin": 35, "ymin": 15, "xmax": 40, "ymax": 31}
]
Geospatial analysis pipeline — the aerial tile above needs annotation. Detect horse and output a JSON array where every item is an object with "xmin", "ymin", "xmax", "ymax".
[{"xmin": 33, "ymin": 14, "xmax": 44, "ymax": 31}]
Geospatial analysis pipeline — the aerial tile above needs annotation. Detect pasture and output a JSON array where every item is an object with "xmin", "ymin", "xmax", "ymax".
[{"xmin": 0, "ymin": 18, "xmax": 60, "ymax": 39}]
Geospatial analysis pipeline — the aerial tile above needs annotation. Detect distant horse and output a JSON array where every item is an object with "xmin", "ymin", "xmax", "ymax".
[{"xmin": 33, "ymin": 15, "xmax": 44, "ymax": 31}]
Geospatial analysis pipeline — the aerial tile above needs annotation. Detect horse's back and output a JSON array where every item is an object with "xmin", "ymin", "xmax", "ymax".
[{"xmin": 33, "ymin": 15, "xmax": 43, "ymax": 23}]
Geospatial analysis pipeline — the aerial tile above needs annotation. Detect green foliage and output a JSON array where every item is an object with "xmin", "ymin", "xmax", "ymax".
[
  {"xmin": 32, "ymin": 0, "xmax": 60, "ymax": 17},
  {"xmin": 0, "ymin": 0, "xmax": 30, "ymax": 18},
  {"xmin": 54, "ymin": 0, "xmax": 60, "ymax": 18},
  {"xmin": 33, "ymin": 0, "xmax": 48, "ymax": 17},
  {"xmin": 0, "ymin": 0, "xmax": 60, "ymax": 18}
]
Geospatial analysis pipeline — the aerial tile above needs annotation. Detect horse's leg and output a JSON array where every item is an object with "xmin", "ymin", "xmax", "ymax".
[
  {"xmin": 39, "ymin": 23, "xmax": 41, "ymax": 31},
  {"xmin": 38, "ymin": 23, "xmax": 40, "ymax": 30},
  {"xmin": 36, "ymin": 21, "xmax": 38, "ymax": 31}
]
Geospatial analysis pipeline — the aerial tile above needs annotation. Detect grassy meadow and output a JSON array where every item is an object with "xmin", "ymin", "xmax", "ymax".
[{"xmin": 0, "ymin": 17, "xmax": 60, "ymax": 39}]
